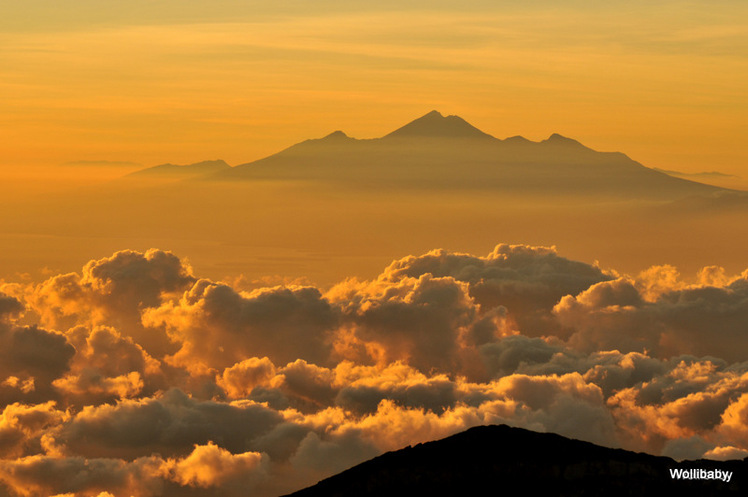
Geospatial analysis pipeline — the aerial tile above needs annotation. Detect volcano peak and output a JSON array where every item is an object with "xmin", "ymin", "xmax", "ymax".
[{"xmin": 384, "ymin": 111, "xmax": 495, "ymax": 139}]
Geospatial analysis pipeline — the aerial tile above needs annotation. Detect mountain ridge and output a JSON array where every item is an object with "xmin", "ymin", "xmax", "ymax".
[
  {"xmin": 126, "ymin": 159, "xmax": 231, "ymax": 179},
  {"xmin": 285, "ymin": 424, "xmax": 747, "ymax": 497},
  {"xmin": 121, "ymin": 111, "xmax": 734, "ymax": 200},
  {"xmin": 206, "ymin": 112, "xmax": 726, "ymax": 199}
]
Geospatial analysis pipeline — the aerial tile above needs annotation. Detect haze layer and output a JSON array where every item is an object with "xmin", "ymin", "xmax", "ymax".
[
  {"xmin": 1, "ymin": 112, "xmax": 747, "ymax": 286},
  {"xmin": 1, "ymin": 113, "xmax": 748, "ymax": 496}
]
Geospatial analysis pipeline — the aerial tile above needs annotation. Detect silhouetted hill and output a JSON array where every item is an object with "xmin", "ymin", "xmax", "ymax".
[
  {"xmin": 205, "ymin": 112, "xmax": 726, "ymax": 200},
  {"xmin": 285, "ymin": 425, "xmax": 747, "ymax": 497},
  {"xmin": 127, "ymin": 159, "xmax": 230, "ymax": 179}
]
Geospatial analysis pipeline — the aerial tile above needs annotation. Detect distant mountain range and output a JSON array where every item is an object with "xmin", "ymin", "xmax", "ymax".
[
  {"xmin": 653, "ymin": 167, "xmax": 738, "ymax": 180},
  {"xmin": 124, "ymin": 111, "xmax": 732, "ymax": 200},
  {"xmin": 125, "ymin": 159, "xmax": 230, "ymax": 179},
  {"xmin": 285, "ymin": 425, "xmax": 747, "ymax": 497}
]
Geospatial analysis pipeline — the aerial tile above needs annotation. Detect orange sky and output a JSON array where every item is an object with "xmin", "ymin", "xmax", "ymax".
[
  {"xmin": 2, "ymin": 2, "xmax": 747, "ymax": 179},
  {"xmin": 2, "ymin": 6, "xmax": 748, "ymax": 494}
]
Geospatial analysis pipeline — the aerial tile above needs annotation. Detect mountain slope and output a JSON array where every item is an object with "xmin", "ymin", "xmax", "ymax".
[
  {"xmin": 127, "ymin": 159, "xmax": 230, "ymax": 179},
  {"xmin": 285, "ymin": 425, "xmax": 747, "ymax": 497},
  {"xmin": 383, "ymin": 110, "xmax": 495, "ymax": 139},
  {"xmin": 205, "ymin": 112, "xmax": 726, "ymax": 200}
]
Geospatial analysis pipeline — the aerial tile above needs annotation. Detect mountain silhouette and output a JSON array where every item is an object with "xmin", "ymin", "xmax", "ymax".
[
  {"xmin": 122, "ymin": 112, "xmax": 732, "ymax": 201},
  {"xmin": 285, "ymin": 425, "xmax": 747, "ymax": 497},
  {"xmin": 126, "ymin": 159, "xmax": 230, "ymax": 179},
  {"xmin": 383, "ymin": 110, "xmax": 494, "ymax": 139},
  {"xmin": 197, "ymin": 112, "xmax": 726, "ymax": 199}
]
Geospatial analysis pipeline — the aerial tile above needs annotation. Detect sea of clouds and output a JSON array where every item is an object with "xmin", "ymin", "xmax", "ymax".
[{"xmin": 1, "ymin": 244, "xmax": 748, "ymax": 496}]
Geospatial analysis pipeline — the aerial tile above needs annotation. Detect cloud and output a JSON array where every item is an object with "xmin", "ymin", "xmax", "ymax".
[
  {"xmin": 53, "ymin": 389, "xmax": 283, "ymax": 460},
  {"xmin": 717, "ymin": 392, "xmax": 748, "ymax": 448},
  {"xmin": 554, "ymin": 272, "xmax": 748, "ymax": 362},
  {"xmin": 478, "ymin": 335, "xmax": 569, "ymax": 377},
  {"xmin": 319, "ymin": 370, "xmax": 617, "ymax": 453},
  {"xmin": 661, "ymin": 435, "xmax": 714, "ymax": 461},
  {"xmin": 370, "ymin": 244, "xmax": 612, "ymax": 337},
  {"xmin": 52, "ymin": 326, "xmax": 164, "ymax": 405},
  {"xmin": 0, "ymin": 401, "xmax": 67, "ymax": 459},
  {"xmin": 3, "ymin": 327, "xmax": 74, "ymax": 381},
  {"xmin": 607, "ymin": 358, "xmax": 748, "ymax": 453},
  {"xmin": 0, "ymin": 323, "xmax": 75, "ymax": 406},
  {"xmin": 143, "ymin": 281, "xmax": 338, "ymax": 374},
  {"xmin": 703, "ymin": 445, "xmax": 748, "ymax": 461},
  {"xmin": 333, "ymin": 362, "xmax": 459, "ymax": 415},
  {"xmin": 77, "ymin": 249, "xmax": 196, "ymax": 310},
  {"xmin": 160, "ymin": 441, "xmax": 266, "ymax": 488},
  {"xmin": 217, "ymin": 357, "xmax": 277, "ymax": 399},
  {"xmin": 271, "ymin": 360, "xmax": 338, "ymax": 412},
  {"xmin": 52, "ymin": 371, "xmax": 144, "ymax": 401},
  {"xmin": 1, "ymin": 245, "xmax": 748, "ymax": 496},
  {"xmin": 325, "ymin": 244, "xmax": 618, "ymax": 377},
  {"xmin": 28, "ymin": 249, "xmax": 195, "ymax": 358},
  {"xmin": 0, "ymin": 454, "xmax": 164, "ymax": 497},
  {"xmin": 288, "ymin": 430, "xmax": 379, "ymax": 477},
  {"xmin": 331, "ymin": 273, "xmax": 479, "ymax": 373},
  {"xmin": 0, "ymin": 443, "xmax": 267, "ymax": 497},
  {"xmin": 0, "ymin": 294, "xmax": 24, "ymax": 321}
]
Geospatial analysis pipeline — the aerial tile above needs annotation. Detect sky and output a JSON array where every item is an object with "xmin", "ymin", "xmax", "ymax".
[{"xmin": 2, "ymin": 1, "xmax": 748, "ymax": 177}]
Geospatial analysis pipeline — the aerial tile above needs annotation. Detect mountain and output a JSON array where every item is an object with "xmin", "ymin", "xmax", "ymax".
[
  {"xmin": 383, "ymin": 109, "xmax": 494, "ymax": 139},
  {"xmin": 654, "ymin": 168, "xmax": 737, "ymax": 180},
  {"xmin": 285, "ymin": 425, "xmax": 747, "ymax": 497},
  {"xmin": 126, "ymin": 159, "xmax": 230, "ymax": 179},
  {"xmin": 203, "ymin": 112, "xmax": 727, "ymax": 200}
]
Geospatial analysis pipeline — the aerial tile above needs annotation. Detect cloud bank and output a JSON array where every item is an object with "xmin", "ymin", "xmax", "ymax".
[{"xmin": 1, "ymin": 244, "xmax": 748, "ymax": 495}]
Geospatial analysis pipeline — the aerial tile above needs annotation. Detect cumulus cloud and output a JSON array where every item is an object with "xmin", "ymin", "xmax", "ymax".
[
  {"xmin": 52, "ymin": 389, "xmax": 283, "ymax": 460},
  {"xmin": 52, "ymin": 326, "xmax": 164, "ymax": 405},
  {"xmin": 330, "ymin": 273, "xmax": 482, "ymax": 374},
  {"xmin": 143, "ymin": 281, "xmax": 338, "ymax": 374},
  {"xmin": 217, "ymin": 357, "xmax": 277, "ymax": 399},
  {"xmin": 717, "ymin": 392, "xmax": 748, "ymax": 447},
  {"xmin": 607, "ymin": 358, "xmax": 748, "ymax": 453},
  {"xmin": 703, "ymin": 445, "xmax": 748, "ymax": 461},
  {"xmin": 0, "ymin": 323, "xmax": 75, "ymax": 407},
  {"xmin": 27, "ymin": 249, "xmax": 195, "ymax": 358},
  {"xmin": 335, "ymin": 365, "xmax": 459, "ymax": 416},
  {"xmin": 0, "ymin": 443, "xmax": 267, "ymax": 497},
  {"xmin": 0, "ymin": 294, "xmax": 24, "ymax": 321},
  {"xmin": 367, "ymin": 244, "xmax": 612, "ymax": 337},
  {"xmin": 0, "ymin": 454, "xmax": 165, "ymax": 497},
  {"xmin": 0, "ymin": 401, "xmax": 67, "ymax": 459},
  {"xmin": 160, "ymin": 442, "xmax": 266, "ymax": 488},
  {"xmin": 0, "ymin": 245, "xmax": 747, "ymax": 496},
  {"xmin": 555, "ymin": 273, "xmax": 748, "ymax": 361}
]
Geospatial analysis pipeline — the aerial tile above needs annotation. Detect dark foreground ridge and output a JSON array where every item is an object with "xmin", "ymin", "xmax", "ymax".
[{"xmin": 284, "ymin": 425, "xmax": 747, "ymax": 497}]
